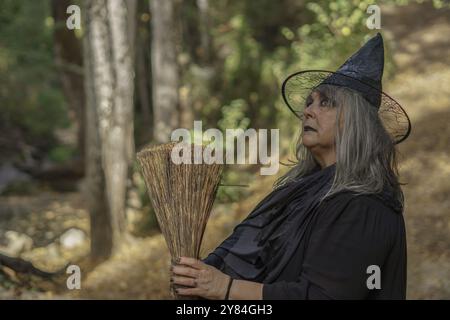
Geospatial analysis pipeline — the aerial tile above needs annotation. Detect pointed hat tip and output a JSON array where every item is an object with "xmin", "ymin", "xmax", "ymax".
[
  {"xmin": 373, "ymin": 32, "xmax": 383, "ymax": 44},
  {"xmin": 364, "ymin": 32, "xmax": 384, "ymax": 52}
]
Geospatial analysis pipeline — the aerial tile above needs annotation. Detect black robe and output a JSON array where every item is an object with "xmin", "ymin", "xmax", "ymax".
[{"xmin": 203, "ymin": 164, "xmax": 407, "ymax": 299}]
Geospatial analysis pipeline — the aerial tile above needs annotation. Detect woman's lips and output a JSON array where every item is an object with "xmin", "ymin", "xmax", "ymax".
[{"xmin": 303, "ymin": 125, "xmax": 317, "ymax": 132}]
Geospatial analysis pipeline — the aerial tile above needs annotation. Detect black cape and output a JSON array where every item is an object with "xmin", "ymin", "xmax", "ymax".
[{"xmin": 203, "ymin": 164, "xmax": 407, "ymax": 299}]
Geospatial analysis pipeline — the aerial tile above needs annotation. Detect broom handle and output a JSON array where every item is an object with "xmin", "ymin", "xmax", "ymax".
[{"xmin": 219, "ymin": 184, "xmax": 249, "ymax": 187}]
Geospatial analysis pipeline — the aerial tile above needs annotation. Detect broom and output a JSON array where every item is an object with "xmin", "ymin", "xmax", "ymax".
[{"xmin": 136, "ymin": 142, "xmax": 223, "ymax": 299}]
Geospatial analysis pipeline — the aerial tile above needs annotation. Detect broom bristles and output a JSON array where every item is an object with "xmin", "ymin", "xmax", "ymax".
[{"xmin": 136, "ymin": 141, "xmax": 223, "ymax": 264}]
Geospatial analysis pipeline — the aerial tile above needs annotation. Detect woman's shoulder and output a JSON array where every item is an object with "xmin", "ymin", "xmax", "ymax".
[
  {"xmin": 325, "ymin": 190, "xmax": 401, "ymax": 215},
  {"xmin": 317, "ymin": 191, "xmax": 405, "ymax": 243},
  {"xmin": 319, "ymin": 191, "xmax": 403, "ymax": 230}
]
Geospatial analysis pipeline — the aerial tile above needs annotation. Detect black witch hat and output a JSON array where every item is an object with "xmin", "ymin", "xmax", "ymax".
[{"xmin": 282, "ymin": 33, "xmax": 411, "ymax": 144}]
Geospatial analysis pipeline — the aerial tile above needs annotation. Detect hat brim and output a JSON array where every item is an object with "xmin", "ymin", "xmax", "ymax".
[{"xmin": 281, "ymin": 70, "xmax": 411, "ymax": 144}]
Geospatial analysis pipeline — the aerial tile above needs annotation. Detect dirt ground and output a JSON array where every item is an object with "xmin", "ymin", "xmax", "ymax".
[
  {"xmin": 0, "ymin": 1, "xmax": 449, "ymax": 299},
  {"xmin": 383, "ymin": 1, "xmax": 450, "ymax": 299}
]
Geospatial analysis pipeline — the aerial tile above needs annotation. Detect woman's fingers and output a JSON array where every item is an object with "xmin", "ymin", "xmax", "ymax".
[
  {"xmin": 172, "ymin": 276, "xmax": 196, "ymax": 287},
  {"xmin": 179, "ymin": 257, "xmax": 204, "ymax": 269},
  {"xmin": 176, "ymin": 287, "xmax": 202, "ymax": 297},
  {"xmin": 172, "ymin": 265, "xmax": 200, "ymax": 278},
  {"xmin": 169, "ymin": 259, "xmax": 230, "ymax": 300},
  {"xmin": 169, "ymin": 257, "xmax": 217, "ymax": 299}
]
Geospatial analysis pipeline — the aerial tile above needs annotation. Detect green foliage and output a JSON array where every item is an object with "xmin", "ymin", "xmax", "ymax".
[
  {"xmin": 188, "ymin": 0, "xmax": 432, "ymax": 148},
  {"xmin": 0, "ymin": 0, "xmax": 68, "ymax": 145},
  {"xmin": 218, "ymin": 99, "xmax": 250, "ymax": 131},
  {"xmin": 216, "ymin": 168, "xmax": 252, "ymax": 203},
  {"xmin": 181, "ymin": 0, "xmax": 430, "ymax": 204},
  {"xmin": 48, "ymin": 145, "xmax": 76, "ymax": 163},
  {"xmin": 432, "ymin": 0, "xmax": 450, "ymax": 8}
]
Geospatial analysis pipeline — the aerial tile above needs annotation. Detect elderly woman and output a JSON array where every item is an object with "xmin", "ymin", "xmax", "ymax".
[{"xmin": 171, "ymin": 33, "xmax": 410, "ymax": 300}]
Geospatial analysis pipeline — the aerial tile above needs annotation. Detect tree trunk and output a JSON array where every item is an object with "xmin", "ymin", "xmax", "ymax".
[
  {"xmin": 104, "ymin": 0, "xmax": 137, "ymax": 246},
  {"xmin": 136, "ymin": 32, "xmax": 153, "ymax": 140},
  {"xmin": 84, "ymin": 0, "xmax": 137, "ymax": 260},
  {"xmin": 196, "ymin": 0, "xmax": 211, "ymax": 64},
  {"xmin": 84, "ymin": 0, "xmax": 112, "ymax": 262},
  {"xmin": 51, "ymin": 0, "xmax": 86, "ymax": 172},
  {"xmin": 150, "ymin": 0, "xmax": 180, "ymax": 143}
]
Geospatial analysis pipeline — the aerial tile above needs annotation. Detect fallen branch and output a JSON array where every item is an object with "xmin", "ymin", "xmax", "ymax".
[{"xmin": 0, "ymin": 253, "xmax": 68, "ymax": 279}]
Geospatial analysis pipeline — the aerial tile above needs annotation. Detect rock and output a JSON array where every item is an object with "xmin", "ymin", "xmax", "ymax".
[
  {"xmin": 46, "ymin": 243, "xmax": 60, "ymax": 259},
  {"xmin": 1, "ymin": 230, "xmax": 34, "ymax": 256},
  {"xmin": 0, "ymin": 162, "xmax": 30, "ymax": 194},
  {"xmin": 60, "ymin": 228, "xmax": 86, "ymax": 249}
]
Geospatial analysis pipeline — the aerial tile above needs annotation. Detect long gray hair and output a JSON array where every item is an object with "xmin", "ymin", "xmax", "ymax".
[{"xmin": 276, "ymin": 84, "xmax": 404, "ymax": 207}]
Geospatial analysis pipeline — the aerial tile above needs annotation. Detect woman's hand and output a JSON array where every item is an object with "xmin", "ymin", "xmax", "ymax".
[{"xmin": 171, "ymin": 257, "xmax": 231, "ymax": 300}]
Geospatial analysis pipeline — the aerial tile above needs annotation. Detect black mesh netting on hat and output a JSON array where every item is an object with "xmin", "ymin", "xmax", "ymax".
[{"xmin": 281, "ymin": 70, "xmax": 411, "ymax": 144}]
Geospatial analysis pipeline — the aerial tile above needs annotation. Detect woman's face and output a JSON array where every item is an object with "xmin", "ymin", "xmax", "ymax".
[{"xmin": 301, "ymin": 90, "xmax": 338, "ymax": 163}]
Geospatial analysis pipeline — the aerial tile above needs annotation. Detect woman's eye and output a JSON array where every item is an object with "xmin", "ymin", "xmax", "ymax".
[{"xmin": 320, "ymin": 99, "xmax": 329, "ymax": 107}]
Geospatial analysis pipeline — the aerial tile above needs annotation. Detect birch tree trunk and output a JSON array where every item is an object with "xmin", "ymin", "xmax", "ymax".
[
  {"xmin": 84, "ymin": 0, "xmax": 111, "ymax": 261},
  {"xmin": 84, "ymin": 0, "xmax": 137, "ymax": 260},
  {"xmin": 150, "ymin": 0, "xmax": 180, "ymax": 143}
]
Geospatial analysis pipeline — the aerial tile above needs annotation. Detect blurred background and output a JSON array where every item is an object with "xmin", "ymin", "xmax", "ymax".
[{"xmin": 0, "ymin": 0, "xmax": 449, "ymax": 299}]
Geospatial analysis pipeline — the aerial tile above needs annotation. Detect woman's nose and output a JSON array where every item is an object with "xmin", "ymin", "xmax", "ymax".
[{"xmin": 303, "ymin": 105, "xmax": 315, "ymax": 119}]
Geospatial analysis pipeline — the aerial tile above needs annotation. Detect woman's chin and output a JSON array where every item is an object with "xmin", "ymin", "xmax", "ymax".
[{"xmin": 301, "ymin": 136, "xmax": 317, "ymax": 148}]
